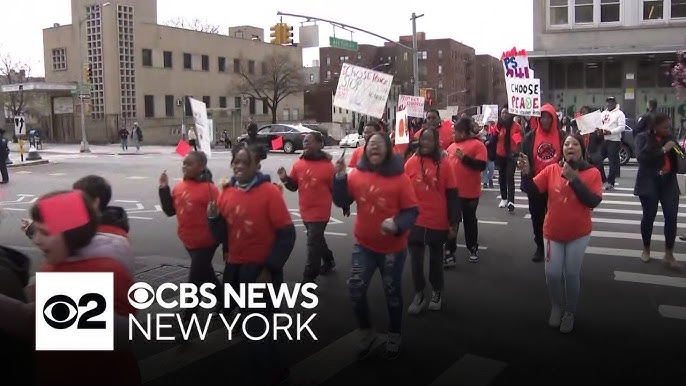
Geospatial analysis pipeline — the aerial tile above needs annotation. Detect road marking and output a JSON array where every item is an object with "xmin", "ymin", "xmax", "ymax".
[
  {"xmin": 115, "ymin": 200, "xmax": 142, "ymax": 203},
  {"xmin": 49, "ymin": 173, "xmax": 67, "ymax": 176},
  {"xmin": 514, "ymin": 196, "xmax": 686, "ymax": 208},
  {"xmin": 658, "ymin": 305, "xmax": 686, "ymax": 320},
  {"xmin": 429, "ymin": 354, "xmax": 507, "ymax": 386},
  {"xmin": 126, "ymin": 176, "xmax": 148, "ymax": 180},
  {"xmin": 14, "ymin": 171, "xmax": 32, "ymax": 174},
  {"xmin": 128, "ymin": 216, "xmax": 153, "ymax": 220},
  {"xmin": 478, "ymin": 220, "xmax": 508, "ymax": 225},
  {"xmin": 524, "ymin": 214, "xmax": 686, "ymax": 228},
  {"xmin": 1, "ymin": 207, "xmax": 24, "ymax": 211},
  {"xmin": 613, "ymin": 271, "xmax": 686, "ymax": 289},
  {"xmin": 301, "ymin": 230, "xmax": 348, "ymax": 236},
  {"xmin": 456, "ymin": 244, "xmax": 488, "ymax": 250},
  {"xmin": 586, "ymin": 247, "xmax": 686, "ymax": 261},
  {"xmin": 519, "ymin": 207, "xmax": 686, "ymax": 218},
  {"xmin": 592, "ymin": 230, "xmax": 686, "ymax": 243},
  {"xmin": 289, "ymin": 330, "xmax": 385, "ymax": 385}
]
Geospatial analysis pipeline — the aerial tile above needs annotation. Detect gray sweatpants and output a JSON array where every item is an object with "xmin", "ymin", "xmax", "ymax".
[{"xmin": 544, "ymin": 235, "xmax": 591, "ymax": 314}]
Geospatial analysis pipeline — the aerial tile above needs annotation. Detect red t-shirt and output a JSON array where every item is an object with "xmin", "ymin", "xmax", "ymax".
[
  {"xmin": 172, "ymin": 180, "xmax": 220, "ymax": 249},
  {"xmin": 656, "ymin": 136, "xmax": 671, "ymax": 173},
  {"xmin": 532, "ymin": 129, "xmax": 562, "ymax": 176},
  {"xmin": 348, "ymin": 146, "xmax": 364, "ymax": 168},
  {"xmin": 447, "ymin": 138, "xmax": 488, "ymax": 199},
  {"xmin": 412, "ymin": 122, "xmax": 454, "ymax": 151},
  {"xmin": 217, "ymin": 182, "xmax": 293, "ymax": 265},
  {"xmin": 290, "ymin": 158, "xmax": 334, "ymax": 222},
  {"xmin": 404, "ymin": 155, "xmax": 457, "ymax": 230},
  {"xmin": 496, "ymin": 122, "xmax": 522, "ymax": 157},
  {"xmin": 347, "ymin": 169, "xmax": 418, "ymax": 253},
  {"xmin": 533, "ymin": 164, "xmax": 602, "ymax": 242}
]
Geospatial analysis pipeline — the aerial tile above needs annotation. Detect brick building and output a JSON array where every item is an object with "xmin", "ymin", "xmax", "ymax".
[{"xmin": 475, "ymin": 54, "xmax": 508, "ymax": 108}]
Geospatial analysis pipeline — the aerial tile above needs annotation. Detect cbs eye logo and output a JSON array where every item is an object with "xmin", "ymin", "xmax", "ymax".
[
  {"xmin": 127, "ymin": 282, "xmax": 155, "ymax": 310},
  {"xmin": 42, "ymin": 293, "xmax": 107, "ymax": 330}
]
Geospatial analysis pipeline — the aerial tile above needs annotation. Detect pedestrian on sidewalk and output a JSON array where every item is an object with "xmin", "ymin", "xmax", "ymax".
[
  {"xmin": 600, "ymin": 97, "xmax": 626, "ymax": 190},
  {"xmin": 634, "ymin": 113, "xmax": 681, "ymax": 271},
  {"xmin": 0, "ymin": 130, "xmax": 9, "ymax": 184},
  {"xmin": 118, "ymin": 127, "xmax": 129, "ymax": 151},
  {"xmin": 187, "ymin": 127, "xmax": 198, "ymax": 151},
  {"xmin": 131, "ymin": 122, "xmax": 143, "ymax": 152},
  {"xmin": 519, "ymin": 133, "xmax": 603, "ymax": 334}
]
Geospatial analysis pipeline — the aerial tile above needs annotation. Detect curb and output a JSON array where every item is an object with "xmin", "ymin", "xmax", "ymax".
[{"xmin": 7, "ymin": 160, "xmax": 50, "ymax": 168}]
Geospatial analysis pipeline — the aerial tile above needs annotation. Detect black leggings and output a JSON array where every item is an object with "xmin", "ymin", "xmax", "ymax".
[
  {"xmin": 187, "ymin": 244, "xmax": 222, "ymax": 308},
  {"xmin": 497, "ymin": 155, "xmax": 516, "ymax": 203},
  {"xmin": 408, "ymin": 226, "xmax": 447, "ymax": 292},
  {"xmin": 639, "ymin": 188, "xmax": 680, "ymax": 250}
]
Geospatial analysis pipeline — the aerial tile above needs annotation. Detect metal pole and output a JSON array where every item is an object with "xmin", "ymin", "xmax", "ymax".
[
  {"xmin": 78, "ymin": 14, "xmax": 90, "ymax": 152},
  {"xmin": 411, "ymin": 13, "xmax": 424, "ymax": 97}
]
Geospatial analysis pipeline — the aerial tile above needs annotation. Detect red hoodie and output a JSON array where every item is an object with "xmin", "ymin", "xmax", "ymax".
[{"xmin": 531, "ymin": 104, "xmax": 563, "ymax": 175}]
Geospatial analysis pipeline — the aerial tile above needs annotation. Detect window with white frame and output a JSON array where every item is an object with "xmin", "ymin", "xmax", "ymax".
[
  {"xmin": 52, "ymin": 48, "xmax": 67, "ymax": 71},
  {"xmin": 438, "ymin": 65, "xmax": 442, "ymax": 74},
  {"xmin": 643, "ymin": 0, "xmax": 664, "ymax": 20},
  {"xmin": 549, "ymin": 0, "xmax": 569, "ymax": 25},
  {"xmin": 549, "ymin": 0, "xmax": 622, "ymax": 27},
  {"xmin": 673, "ymin": 0, "xmax": 686, "ymax": 18},
  {"xmin": 575, "ymin": 0, "xmax": 594, "ymax": 23},
  {"xmin": 600, "ymin": 0, "xmax": 620, "ymax": 22}
]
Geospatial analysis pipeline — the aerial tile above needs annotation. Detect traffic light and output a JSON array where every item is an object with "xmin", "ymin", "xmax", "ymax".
[
  {"xmin": 84, "ymin": 64, "xmax": 92, "ymax": 84},
  {"xmin": 270, "ymin": 24, "xmax": 282, "ymax": 44},
  {"xmin": 284, "ymin": 24, "xmax": 294, "ymax": 45}
]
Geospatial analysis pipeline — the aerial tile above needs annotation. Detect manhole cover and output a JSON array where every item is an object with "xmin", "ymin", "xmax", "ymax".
[{"xmin": 134, "ymin": 264, "xmax": 222, "ymax": 289}]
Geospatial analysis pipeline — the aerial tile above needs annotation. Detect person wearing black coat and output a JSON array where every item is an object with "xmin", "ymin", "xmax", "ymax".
[
  {"xmin": 633, "ymin": 112, "xmax": 681, "ymax": 271},
  {"xmin": 0, "ymin": 129, "xmax": 9, "ymax": 184}
]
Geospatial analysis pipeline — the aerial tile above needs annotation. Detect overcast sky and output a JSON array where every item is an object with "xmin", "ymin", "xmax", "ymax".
[{"xmin": 1, "ymin": 0, "xmax": 534, "ymax": 77}]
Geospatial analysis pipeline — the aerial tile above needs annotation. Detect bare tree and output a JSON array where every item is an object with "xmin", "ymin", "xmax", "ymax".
[
  {"xmin": 235, "ymin": 53, "xmax": 304, "ymax": 124},
  {"xmin": 0, "ymin": 53, "xmax": 31, "ymax": 118},
  {"xmin": 165, "ymin": 17, "xmax": 220, "ymax": 34}
]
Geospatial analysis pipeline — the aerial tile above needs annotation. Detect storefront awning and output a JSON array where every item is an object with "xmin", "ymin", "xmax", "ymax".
[{"xmin": 528, "ymin": 45, "xmax": 682, "ymax": 59}]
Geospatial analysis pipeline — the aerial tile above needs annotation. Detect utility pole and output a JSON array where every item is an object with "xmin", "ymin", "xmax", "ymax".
[
  {"xmin": 78, "ymin": 20, "xmax": 90, "ymax": 153},
  {"xmin": 411, "ymin": 13, "xmax": 424, "ymax": 97}
]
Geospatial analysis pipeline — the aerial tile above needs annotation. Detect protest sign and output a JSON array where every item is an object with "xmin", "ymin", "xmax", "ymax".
[
  {"xmin": 506, "ymin": 78, "xmax": 541, "ymax": 117},
  {"xmin": 189, "ymin": 97, "xmax": 212, "ymax": 158},
  {"xmin": 482, "ymin": 104, "xmax": 498, "ymax": 125},
  {"xmin": 398, "ymin": 95, "xmax": 425, "ymax": 117},
  {"xmin": 501, "ymin": 47, "xmax": 532, "ymax": 79},
  {"xmin": 395, "ymin": 109, "xmax": 409, "ymax": 145},
  {"xmin": 333, "ymin": 63, "xmax": 394, "ymax": 119},
  {"xmin": 575, "ymin": 111, "xmax": 603, "ymax": 135}
]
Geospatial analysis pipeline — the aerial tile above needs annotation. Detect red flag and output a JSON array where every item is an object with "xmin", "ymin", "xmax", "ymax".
[
  {"xmin": 175, "ymin": 140, "xmax": 192, "ymax": 157},
  {"xmin": 38, "ymin": 191, "xmax": 90, "ymax": 234},
  {"xmin": 271, "ymin": 136, "xmax": 283, "ymax": 150}
]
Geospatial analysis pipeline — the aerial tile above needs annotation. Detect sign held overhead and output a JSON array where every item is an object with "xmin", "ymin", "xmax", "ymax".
[{"xmin": 333, "ymin": 63, "xmax": 393, "ymax": 119}]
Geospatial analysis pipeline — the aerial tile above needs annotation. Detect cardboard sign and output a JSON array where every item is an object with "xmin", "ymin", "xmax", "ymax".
[
  {"xmin": 189, "ymin": 98, "xmax": 212, "ymax": 158},
  {"xmin": 398, "ymin": 95, "xmax": 425, "ymax": 118},
  {"xmin": 506, "ymin": 78, "xmax": 541, "ymax": 117},
  {"xmin": 482, "ymin": 105, "xmax": 499, "ymax": 125},
  {"xmin": 501, "ymin": 47, "xmax": 532, "ymax": 79},
  {"xmin": 333, "ymin": 63, "xmax": 394, "ymax": 119},
  {"xmin": 395, "ymin": 109, "xmax": 409, "ymax": 145},
  {"xmin": 575, "ymin": 111, "xmax": 603, "ymax": 135}
]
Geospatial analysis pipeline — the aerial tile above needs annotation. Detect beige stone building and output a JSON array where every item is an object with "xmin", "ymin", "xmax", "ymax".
[{"xmin": 42, "ymin": 0, "xmax": 304, "ymax": 145}]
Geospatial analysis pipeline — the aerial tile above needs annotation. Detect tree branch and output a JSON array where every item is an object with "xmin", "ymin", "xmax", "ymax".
[{"xmin": 165, "ymin": 17, "xmax": 220, "ymax": 34}]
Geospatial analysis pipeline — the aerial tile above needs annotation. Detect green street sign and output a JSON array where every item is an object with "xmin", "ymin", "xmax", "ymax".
[
  {"xmin": 83, "ymin": 83, "xmax": 93, "ymax": 90},
  {"xmin": 329, "ymin": 36, "xmax": 358, "ymax": 52}
]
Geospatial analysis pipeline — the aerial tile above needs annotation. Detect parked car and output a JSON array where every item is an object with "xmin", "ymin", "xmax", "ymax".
[
  {"xmin": 237, "ymin": 123, "xmax": 314, "ymax": 154},
  {"xmin": 619, "ymin": 118, "xmax": 636, "ymax": 166},
  {"xmin": 340, "ymin": 133, "xmax": 365, "ymax": 148}
]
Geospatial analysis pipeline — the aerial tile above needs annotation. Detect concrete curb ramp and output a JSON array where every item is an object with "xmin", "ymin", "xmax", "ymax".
[{"xmin": 7, "ymin": 160, "xmax": 49, "ymax": 168}]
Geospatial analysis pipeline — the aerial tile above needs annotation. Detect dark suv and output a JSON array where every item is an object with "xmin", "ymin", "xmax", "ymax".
[
  {"xmin": 237, "ymin": 124, "xmax": 314, "ymax": 154},
  {"xmin": 619, "ymin": 118, "xmax": 636, "ymax": 166}
]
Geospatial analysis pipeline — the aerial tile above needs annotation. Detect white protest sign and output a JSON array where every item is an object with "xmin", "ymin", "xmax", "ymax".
[
  {"xmin": 189, "ymin": 97, "xmax": 212, "ymax": 158},
  {"xmin": 575, "ymin": 111, "xmax": 603, "ymax": 135},
  {"xmin": 446, "ymin": 105, "xmax": 459, "ymax": 117},
  {"xmin": 398, "ymin": 95, "xmax": 425, "ymax": 118},
  {"xmin": 482, "ymin": 104, "xmax": 498, "ymax": 125},
  {"xmin": 394, "ymin": 109, "xmax": 409, "ymax": 145},
  {"xmin": 502, "ymin": 55, "xmax": 532, "ymax": 79},
  {"xmin": 506, "ymin": 78, "xmax": 541, "ymax": 117},
  {"xmin": 333, "ymin": 63, "xmax": 394, "ymax": 119}
]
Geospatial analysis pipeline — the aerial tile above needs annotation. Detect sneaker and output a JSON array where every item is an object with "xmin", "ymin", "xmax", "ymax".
[
  {"xmin": 559, "ymin": 312, "xmax": 575, "ymax": 333},
  {"xmin": 640, "ymin": 250, "xmax": 651, "ymax": 263},
  {"xmin": 408, "ymin": 292, "xmax": 428, "ymax": 314},
  {"xmin": 489, "ymin": 182, "xmax": 494, "ymax": 188},
  {"xmin": 468, "ymin": 248, "xmax": 479, "ymax": 263},
  {"xmin": 548, "ymin": 306, "xmax": 563, "ymax": 328},
  {"xmin": 507, "ymin": 201, "xmax": 515, "ymax": 212},
  {"xmin": 483, "ymin": 183, "xmax": 488, "ymax": 189},
  {"xmin": 356, "ymin": 329, "xmax": 377, "ymax": 361},
  {"xmin": 532, "ymin": 246, "xmax": 544, "ymax": 262},
  {"xmin": 428, "ymin": 291, "xmax": 442, "ymax": 311},
  {"xmin": 383, "ymin": 333, "xmax": 401, "ymax": 360},
  {"xmin": 443, "ymin": 254, "xmax": 457, "ymax": 268},
  {"xmin": 498, "ymin": 199, "xmax": 508, "ymax": 208},
  {"xmin": 320, "ymin": 260, "xmax": 336, "ymax": 275},
  {"xmin": 604, "ymin": 183, "xmax": 614, "ymax": 191}
]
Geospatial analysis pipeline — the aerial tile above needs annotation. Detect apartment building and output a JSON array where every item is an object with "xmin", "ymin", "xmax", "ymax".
[{"xmin": 43, "ymin": 0, "xmax": 304, "ymax": 144}]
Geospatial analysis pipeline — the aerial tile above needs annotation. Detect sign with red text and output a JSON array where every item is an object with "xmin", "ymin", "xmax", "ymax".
[
  {"xmin": 501, "ymin": 47, "xmax": 532, "ymax": 79},
  {"xmin": 398, "ymin": 94, "xmax": 425, "ymax": 118},
  {"xmin": 333, "ymin": 63, "xmax": 394, "ymax": 119},
  {"xmin": 506, "ymin": 77, "xmax": 541, "ymax": 117}
]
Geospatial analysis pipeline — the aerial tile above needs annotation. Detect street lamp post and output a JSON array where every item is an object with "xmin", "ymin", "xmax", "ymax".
[{"xmin": 411, "ymin": 13, "xmax": 424, "ymax": 97}]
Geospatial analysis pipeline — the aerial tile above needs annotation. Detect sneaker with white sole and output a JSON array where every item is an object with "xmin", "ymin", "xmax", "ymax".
[
  {"xmin": 498, "ymin": 199, "xmax": 508, "ymax": 208},
  {"xmin": 468, "ymin": 248, "xmax": 479, "ymax": 263},
  {"xmin": 408, "ymin": 292, "xmax": 428, "ymax": 314},
  {"xmin": 507, "ymin": 201, "xmax": 515, "ymax": 212},
  {"xmin": 443, "ymin": 254, "xmax": 457, "ymax": 268},
  {"xmin": 559, "ymin": 312, "xmax": 575, "ymax": 333},
  {"xmin": 383, "ymin": 333, "xmax": 401, "ymax": 360},
  {"xmin": 640, "ymin": 250, "xmax": 651, "ymax": 263},
  {"xmin": 428, "ymin": 291, "xmax": 442, "ymax": 311},
  {"xmin": 548, "ymin": 305, "xmax": 563, "ymax": 328},
  {"xmin": 356, "ymin": 329, "xmax": 377, "ymax": 361}
]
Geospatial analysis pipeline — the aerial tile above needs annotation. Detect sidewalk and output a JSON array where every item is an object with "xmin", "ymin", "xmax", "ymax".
[{"xmin": 6, "ymin": 142, "xmax": 175, "ymax": 155}]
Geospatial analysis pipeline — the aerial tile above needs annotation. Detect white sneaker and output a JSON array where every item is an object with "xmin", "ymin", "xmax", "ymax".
[
  {"xmin": 498, "ymin": 199, "xmax": 507, "ymax": 208},
  {"xmin": 356, "ymin": 329, "xmax": 377, "ymax": 360},
  {"xmin": 428, "ymin": 291, "xmax": 442, "ymax": 311},
  {"xmin": 468, "ymin": 248, "xmax": 479, "ymax": 263},
  {"xmin": 408, "ymin": 292, "xmax": 428, "ymax": 315},
  {"xmin": 507, "ymin": 201, "xmax": 515, "ymax": 212},
  {"xmin": 548, "ymin": 306, "xmax": 563, "ymax": 328},
  {"xmin": 559, "ymin": 312, "xmax": 575, "ymax": 333},
  {"xmin": 640, "ymin": 250, "xmax": 651, "ymax": 263}
]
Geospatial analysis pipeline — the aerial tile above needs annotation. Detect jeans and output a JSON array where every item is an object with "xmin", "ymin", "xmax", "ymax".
[
  {"xmin": 446, "ymin": 197, "xmax": 480, "ymax": 254},
  {"xmin": 187, "ymin": 245, "xmax": 223, "ymax": 309},
  {"xmin": 496, "ymin": 155, "xmax": 516, "ymax": 203},
  {"xmin": 601, "ymin": 141, "xmax": 620, "ymax": 185},
  {"xmin": 303, "ymin": 221, "xmax": 335, "ymax": 281},
  {"xmin": 408, "ymin": 226, "xmax": 447, "ymax": 293},
  {"xmin": 528, "ymin": 192, "xmax": 548, "ymax": 250},
  {"xmin": 639, "ymin": 190, "xmax": 680, "ymax": 250},
  {"xmin": 482, "ymin": 160, "xmax": 495, "ymax": 185},
  {"xmin": 348, "ymin": 244, "xmax": 406, "ymax": 334},
  {"xmin": 544, "ymin": 235, "xmax": 590, "ymax": 314},
  {"xmin": 120, "ymin": 138, "xmax": 128, "ymax": 151}
]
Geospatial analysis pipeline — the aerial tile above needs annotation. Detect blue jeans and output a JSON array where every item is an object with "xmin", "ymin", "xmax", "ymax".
[
  {"xmin": 482, "ymin": 160, "xmax": 495, "ymax": 184},
  {"xmin": 544, "ymin": 235, "xmax": 591, "ymax": 314},
  {"xmin": 348, "ymin": 244, "xmax": 406, "ymax": 334},
  {"xmin": 120, "ymin": 138, "xmax": 128, "ymax": 150}
]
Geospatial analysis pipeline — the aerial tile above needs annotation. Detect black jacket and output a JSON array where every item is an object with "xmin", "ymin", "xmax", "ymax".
[
  {"xmin": 520, "ymin": 128, "xmax": 566, "ymax": 193},
  {"xmin": 635, "ymin": 111, "xmax": 656, "ymax": 135},
  {"xmin": 633, "ymin": 132, "xmax": 680, "ymax": 197}
]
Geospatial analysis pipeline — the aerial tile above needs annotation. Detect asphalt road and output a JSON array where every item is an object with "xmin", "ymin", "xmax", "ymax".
[{"xmin": 1, "ymin": 148, "xmax": 683, "ymax": 386}]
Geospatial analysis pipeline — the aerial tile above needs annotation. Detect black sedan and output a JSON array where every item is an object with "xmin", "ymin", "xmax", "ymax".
[{"xmin": 237, "ymin": 124, "xmax": 315, "ymax": 154}]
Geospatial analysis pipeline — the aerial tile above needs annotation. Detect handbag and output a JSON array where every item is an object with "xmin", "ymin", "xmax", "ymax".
[{"xmin": 673, "ymin": 146, "xmax": 686, "ymax": 174}]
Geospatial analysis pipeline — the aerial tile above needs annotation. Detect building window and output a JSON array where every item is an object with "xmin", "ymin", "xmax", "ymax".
[
  {"xmin": 185, "ymin": 96, "xmax": 193, "ymax": 117},
  {"xmin": 357, "ymin": 53, "xmax": 362, "ymax": 60},
  {"xmin": 326, "ymin": 56, "xmax": 330, "ymax": 66},
  {"xmin": 262, "ymin": 62, "xmax": 268, "ymax": 75},
  {"xmin": 235, "ymin": 97, "xmax": 241, "ymax": 108},
  {"xmin": 658, "ymin": 60, "xmax": 674, "ymax": 87},
  {"xmin": 183, "ymin": 53, "xmax": 192, "ymax": 69},
  {"xmin": 438, "ymin": 80, "xmax": 443, "ymax": 89},
  {"xmin": 567, "ymin": 62, "xmax": 583, "ymax": 88},
  {"xmin": 600, "ymin": 0, "xmax": 620, "ymax": 22},
  {"xmin": 550, "ymin": 61, "xmax": 566, "ymax": 89},
  {"xmin": 235, "ymin": 30, "xmax": 243, "ymax": 38},
  {"xmin": 202, "ymin": 96, "xmax": 210, "ymax": 108},
  {"xmin": 643, "ymin": 0, "xmax": 664, "ymax": 20},
  {"xmin": 673, "ymin": 0, "xmax": 686, "ymax": 18},
  {"xmin": 420, "ymin": 51, "xmax": 428, "ymax": 60},
  {"xmin": 218, "ymin": 57, "xmax": 226, "ymax": 72},
  {"xmin": 165, "ymin": 95, "xmax": 174, "ymax": 117},
  {"xmin": 51, "ymin": 48, "xmax": 67, "ymax": 71},
  {"xmin": 116, "ymin": 4, "xmax": 135, "ymax": 119},
  {"xmin": 219, "ymin": 96, "xmax": 227, "ymax": 108},
  {"xmin": 585, "ymin": 62, "xmax": 602, "ymax": 88},
  {"xmin": 292, "ymin": 108, "xmax": 299, "ymax": 120},
  {"xmin": 144, "ymin": 95, "xmax": 154, "ymax": 118},
  {"xmin": 142, "ymin": 49, "xmax": 152, "ymax": 66},
  {"xmin": 248, "ymin": 60, "xmax": 255, "ymax": 74},
  {"xmin": 605, "ymin": 61, "xmax": 623, "ymax": 88},
  {"xmin": 309, "ymin": 74, "xmax": 314, "ymax": 83},
  {"xmin": 438, "ymin": 50, "xmax": 443, "ymax": 60},
  {"xmin": 252, "ymin": 34, "xmax": 259, "ymax": 40},
  {"xmin": 163, "ymin": 51, "xmax": 172, "ymax": 68},
  {"xmin": 283, "ymin": 109, "xmax": 291, "ymax": 121},
  {"xmin": 549, "ymin": 0, "xmax": 569, "ymax": 25},
  {"xmin": 575, "ymin": 0, "xmax": 594, "ymax": 23},
  {"xmin": 249, "ymin": 97, "xmax": 256, "ymax": 115},
  {"xmin": 262, "ymin": 99, "xmax": 269, "ymax": 114},
  {"xmin": 234, "ymin": 59, "xmax": 240, "ymax": 73},
  {"xmin": 201, "ymin": 55, "xmax": 209, "ymax": 71},
  {"xmin": 326, "ymin": 70, "xmax": 331, "ymax": 79},
  {"xmin": 438, "ymin": 65, "xmax": 442, "ymax": 74}
]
